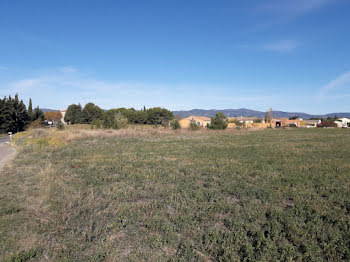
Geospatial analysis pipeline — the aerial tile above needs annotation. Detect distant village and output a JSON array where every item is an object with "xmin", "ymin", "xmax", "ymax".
[
  {"xmin": 177, "ymin": 115, "xmax": 350, "ymax": 129},
  {"xmin": 59, "ymin": 108, "xmax": 350, "ymax": 129}
]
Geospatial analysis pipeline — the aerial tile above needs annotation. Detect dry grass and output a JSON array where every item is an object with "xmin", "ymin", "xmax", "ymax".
[{"xmin": 1, "ymin": 127, "xmax": 350, "ymax": 261}]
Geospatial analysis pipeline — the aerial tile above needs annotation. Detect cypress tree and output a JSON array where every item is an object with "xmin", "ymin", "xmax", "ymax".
[
  {"xmin": 33, "ymin": 106, "xmax": 44, "ymax": 121},
  {"xmin": 28, "ymin": 98, "xmax": 33, "ymax": 121}
]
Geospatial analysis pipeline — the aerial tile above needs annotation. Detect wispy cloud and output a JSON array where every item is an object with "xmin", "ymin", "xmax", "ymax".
[
  {"xmin": 259, "ymin": 0, "xmax": 331, "ymax": 18},
  {"xmin": 0, "ymin": 66, "xmax": 8, "ymax": 71},
  {"xmin": 2, "ymin": 67, "xmax": 276, "ymax": 111},
  {"xmin": 263, "ymin": 40, "xmax": 298, "ymax": 52},
  {"xmin": 318, "ymin": 71, "xmax": 350, "ymax": 100},
  {"xmin": 239, "ymin": 40, "xmax": 298, "ymax": 53},
  {"xmin": 59, "ymin": 66, "xmax": 77, "ymax": 73}
]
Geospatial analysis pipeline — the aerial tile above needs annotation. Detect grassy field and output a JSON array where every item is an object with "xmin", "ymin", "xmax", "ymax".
[{"xmin": 1, "ymin": 127, "xmax": 350, "ymax": 261}]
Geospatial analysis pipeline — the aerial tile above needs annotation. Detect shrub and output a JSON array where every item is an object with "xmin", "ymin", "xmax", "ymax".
[
  {"xmin": 190, "ymin": 122, "xmax": 199, "ymax": 131},
  {"xmin": 27, "ymin": 119, "xmax": 44, "ymax": 130},
  {"xmin": 56, "ymin": 121, "xmax": 65, "ymax": 130},
  {"xmin": 9, "ymin": 249, "xmax": 37, "ymax": 262},
  {"xmin": 288, "ymin": 123, "xmax": 297, "ymax": 128},
  {"xmin": 170, "ymin": 119, "xmax": 181, "ymax": 130},
  {"xmin": 317, "ymin": 121, "xmax": 337, "ymax": 128},
  {"xmin": 113, "ymin": 112, "xmax": 128, "ymax": 129},
  {"xmin": 208, "ymin": 113, "xmax": 228, "ymax": 130},
  {"xmin": 254, "ymin": 119, "xmax": 262, "ymax": 123},
  {"xmin": 91, "ymin": 119, "xmax": 104, "ymax": 129}
]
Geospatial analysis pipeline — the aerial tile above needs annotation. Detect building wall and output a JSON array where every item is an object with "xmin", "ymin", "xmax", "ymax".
[
  {"xmin": 178, "ymin": 117, "xmax": 211, "ymax": 129},
  {"xmin": 60, "ymin": 110, "xmax": 66, "ymax": 124}
]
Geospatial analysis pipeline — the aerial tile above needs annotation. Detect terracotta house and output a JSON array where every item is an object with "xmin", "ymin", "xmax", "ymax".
[{"xmin": 179, "ymin": 116, "xmax": 211, "ymax": 128}]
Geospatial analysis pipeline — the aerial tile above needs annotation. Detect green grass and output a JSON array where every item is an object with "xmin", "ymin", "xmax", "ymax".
[{"xmin": 1, "ymin": 128, "xmax": 350, "ymax": 261}]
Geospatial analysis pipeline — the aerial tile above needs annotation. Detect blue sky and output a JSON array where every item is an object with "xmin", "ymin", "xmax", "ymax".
[{"xmin": 0, "ymin": 0, "xmax": 350, "ymax": 113}]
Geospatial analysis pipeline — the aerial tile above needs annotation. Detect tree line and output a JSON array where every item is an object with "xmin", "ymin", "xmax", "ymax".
[
  {"xmin": 0, "ymin": 94, "xmax": 44, "ymax": 133},
  {"xmin": 64, "ymin": 102, "xmax": 175, "ymax": 128}
]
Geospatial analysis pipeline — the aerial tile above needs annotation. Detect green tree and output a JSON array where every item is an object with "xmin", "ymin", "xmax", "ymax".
[
  {"xmin": 82, "ymin": 102, "xmax": 104, "ymax": 124},
  {"xmin": 113, "ymin": 112, "xmax": 128, "ymax": 129},
  {"xmin": 128, "ymin": 110, "xmax": 148, "ymax": 124},
  {"xmin": 147, "ymin": 107, "xmax": 174, "ymax": 125},
  {"xmin": 64, "ymin": 104, "xmax": 83, "ymax": 124},
  {"xmin": 33, "ymin": 106, "xmax": 44, "ymax": 121},
  {"xmin": 0, "ymin": 94, "xmax": 29, "ymax": 133},
  {"xmin": 208, "ymin": 113, "xmax": 228, "ymax": 130},
  {"xmin": 28, "ymin": 98, "xmax": 33, "ymax": 121},
  {"xmin": 0, "ymin": 97, "xmax": 14, "ymax": 133},
  {"xmin": 102, "ymin": 109, "xmax": 118, "ymax": 128},
  {"xmin": 102, "ymin": 110, "xmax": 128, "ymax": 129},
  {"xmin": 13, "ymin": 95, "xmax": 29, "ymax": 132}
]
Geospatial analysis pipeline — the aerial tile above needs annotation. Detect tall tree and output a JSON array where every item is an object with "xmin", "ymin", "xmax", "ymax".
[
  {"xmin": 82, "ymin": 102, "xmax": 104, "ymax": 123},
  {"xmin": 28, "ymin": 98, "xmax": 33, "ymax": 121},
  {"xmin": 0, "ymin": 94, "xmax": 29, "ymax": 133},
  {"xmin": 147, "ymin": 107, "xmax": 174, "ymax": 125},
  {"xmin": 33, "ymin": 106, "xmax": 44, "ymax": 121},
  {"xmin": 64, "ymin": 104, "xmax": 84, "ymax": 124},
  {"xmin": 208, "ymin": 113, "xmax": 228, "ymax": 130}
]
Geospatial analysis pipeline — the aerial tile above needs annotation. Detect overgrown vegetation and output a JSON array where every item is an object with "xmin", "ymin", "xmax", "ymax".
[
  {"xmin": 1, "ymin": 128, "xmax": 350, "ymax": 261},
  {"xmin": 189, "ymin": 121, "xmax": 199, "ymax": 131},
  {"xmin": 170, "ymin": 119, "xmax": 181, "ymax": 130}
]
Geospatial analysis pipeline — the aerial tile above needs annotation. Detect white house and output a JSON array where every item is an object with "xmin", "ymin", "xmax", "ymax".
[{"xmin": 334, "ymin": 118, "xmax": 350, "ymax": 128}]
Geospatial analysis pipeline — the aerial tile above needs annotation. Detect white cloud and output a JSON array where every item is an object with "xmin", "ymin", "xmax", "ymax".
[
  {"xmin": 263, "ymin": 40, "xmax": 298, "ymax": 52},
  {"xmin": 0, "ymin": 66, "xmax": 8, "ymax": 71},
  {"xmin": 3, "ymin": 66, "xmax": 348, "ymax": 113},
  {"xmin": 5, "ymin": 67, "xmax": 277, "ymax": 111},
  {"xmin": 59, "ymin": 66, "xmax": 77, "ymax": 73},
  {"xmin": 318, "ymin": 71, "xmax": 350, "ymax": 100}
]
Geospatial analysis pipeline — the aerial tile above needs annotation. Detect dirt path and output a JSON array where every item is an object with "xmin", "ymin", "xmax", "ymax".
[{"xmin": 0, "ymin": 143, "xmax": 16, "ymax": 170}]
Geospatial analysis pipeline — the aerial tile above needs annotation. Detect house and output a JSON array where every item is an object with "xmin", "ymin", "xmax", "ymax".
[
  {"xmin": 60, "ymin": 109, "xmax": 67, "ymax": 124},
  {"xmin": 272, "ymin": 118, "xmax": 302, "ymax": 128},
  {"xmin": 179, "ymin": 116, "xmax": 211, "ymax": 128},
  {"xmin": 302, "ymin": 120, "xmax": 321, "ymax": 128},
  {"xmin": 228, "ymin": 116, "xmax": 265, "ymax": 124},
  {"xmin": 334, "ymin": 118, "xmax": 350, "ymax": 128}
]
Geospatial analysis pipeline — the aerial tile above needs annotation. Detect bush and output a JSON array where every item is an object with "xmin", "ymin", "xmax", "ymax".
[
  {"xmin": 189, "ymin": 122, "xmax": 199, "ymax": 131},
  {"xmin": 91, "ymin": 119, "xmax": 104, "ymax": 129},
  {"xmin": 317, "ymin": 121, "xmax": 337, "ymax": 128},
  {"xmin": 56, "ymin": 121, "xmax": 65, "ymax": 130},
  {"xmin": 288, "ymin": 123, "xmax": 297, "ymax": 128},
  {"xmin": 27, "ymin": 119, "xmax": 44, "ymax": 130},
  {"xmin": 170, "ymin": 119, "xmax": 181, "ymax": 130},
  {"xmin": 113, "ymin": 112, "xmax": 128, "ymax": 129},
  {"xmin": 208, "ymin": 113, "xmax": 228, "ymax": 130}
]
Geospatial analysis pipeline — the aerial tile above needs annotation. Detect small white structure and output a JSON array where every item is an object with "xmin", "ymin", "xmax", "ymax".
[
  {"xmin": 60, "ymin": 109, "xmax": 67, "ymax": 124},
  {"xmin": 304, "ymin": 120, "xmax": 321, "ymax": 128},
  {"xmin": 334, "ymin": 118, "xmax": 350, "ymax": 128},
  {"xmin": 8, "ymin": 132, "xmax": 13, "ymax": 142}
]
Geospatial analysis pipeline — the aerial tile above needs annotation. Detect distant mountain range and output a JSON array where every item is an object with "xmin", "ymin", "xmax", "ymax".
[
  {"xmin": 172, "ymin": 109, "xmax": 350, "ymax": 119},
  {"xmin": 41, "ymin": 108, "xmax": 58, "ymax": 112}
]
